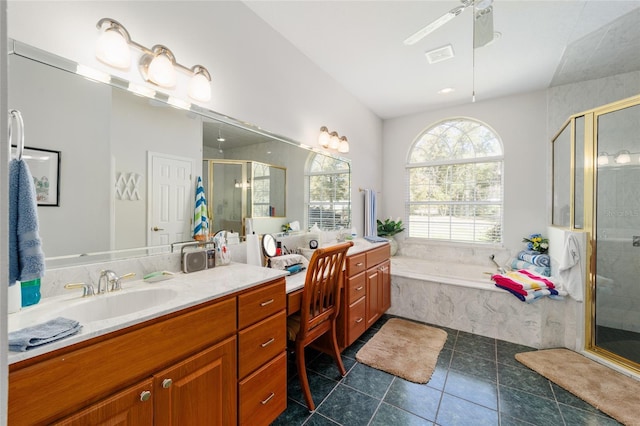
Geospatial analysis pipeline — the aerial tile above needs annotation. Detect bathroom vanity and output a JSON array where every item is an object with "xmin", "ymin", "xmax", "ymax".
[{"xmin": 8, "ymin": 267, "xmax": 287, "ymax": 426}]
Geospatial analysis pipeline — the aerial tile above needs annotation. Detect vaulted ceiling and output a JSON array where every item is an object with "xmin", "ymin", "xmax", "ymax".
[{"xmin": 245, "ymin": 1, "xmax": 640, "ymax": 119}]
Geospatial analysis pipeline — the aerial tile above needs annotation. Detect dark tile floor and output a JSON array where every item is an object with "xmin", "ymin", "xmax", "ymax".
[{"xmin": 273, "ymin": 315, "xmax": 622, "ymax": 426}]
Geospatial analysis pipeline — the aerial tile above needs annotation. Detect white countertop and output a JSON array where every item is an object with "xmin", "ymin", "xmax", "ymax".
[
  {"xmin": 8, "ymin": 238, "xmax": 388, "ymax": 365},
  {"xmin": 8, "ymin": 262, "xmax": 287, "ymax": 365}
]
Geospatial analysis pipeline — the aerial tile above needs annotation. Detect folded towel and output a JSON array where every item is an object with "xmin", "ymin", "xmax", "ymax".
[
  {"xmin": 9, "ymin": 159, "xmax": 46, "ymax": 285},
  {"xmin": 269, "ymin": 254, "xmax": 309, "ymax": 271},
  {"xmin": 492, "ymin": 270, "xmax": 564, "ymax": 303},
  {"xmin": 517, "ymin": 250, "xmax": 550, "ymax": 267},
  {"xmin": 509, "ymin": 259, "xmax": 550, "ymax": 277},
  {"xmin": 9, "ymin": 317, "xmax": 82, "ymax": 352},
  {"xmin": 364, "ymin": 236, "xmax": 388, "ymax": 243}
]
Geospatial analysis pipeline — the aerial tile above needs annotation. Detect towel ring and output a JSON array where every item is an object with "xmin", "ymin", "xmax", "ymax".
[{"xmin": 8, "ymin": 109, "xmax": 25, "ymax": 161}]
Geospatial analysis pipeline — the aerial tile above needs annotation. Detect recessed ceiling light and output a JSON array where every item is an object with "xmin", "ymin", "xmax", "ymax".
[
  {"xmin": 438, "ymin": 87, "xmax": 455, "ymax": 95},
  {"xmin": 425, "ymin": 44, "xmax": 455, "ymax": 64}
]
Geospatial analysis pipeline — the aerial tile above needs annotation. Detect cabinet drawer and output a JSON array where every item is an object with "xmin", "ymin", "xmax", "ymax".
[
  {"xmin": 347, "ymin": 297, "xmax": 367, "ymax": 346},
  {"xmin": 238, "ymin": 279, "xmax": 286, "ymax": 329},
  {"xmin": 347, "ymin": 253, "xmax": 366, "ymax": 276},
  {"xmin": 238, "ymin": 311, "xmax": 286, "ymax": 378},
  {"xmin": 346, "ymin": 273, "xmax": 366, "ymax": 305},
  {"xmin": 239, "ymin": 352, "xmax": 287, "ymax": 426},
  {"xmin": 366, "ymin": 244, "xmax": 390, "ymax": 268}
]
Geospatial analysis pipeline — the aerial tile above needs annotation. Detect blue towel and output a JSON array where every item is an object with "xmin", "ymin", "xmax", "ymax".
[
  {"xmin": 9, "ymin": 159, "xmax": 46, "ymax": 286},
  {"xmin": 517, "ymin": 250, "xmax": 550, "ymax": 267},
  {"xmin": 510, "ymin": 259, "xmax": 550, "ymax": 277},
  {"xmin": 193, "ymin": 176, "xmax": 209, "ymax": 241},
  {"xmin": 9, "ymin": 317, "xmax": 82, "ymax": 352}
]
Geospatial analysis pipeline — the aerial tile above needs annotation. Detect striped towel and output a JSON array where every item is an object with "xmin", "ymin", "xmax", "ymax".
[
  {"xmin": 193, "ymin": 176, "xmax": 209, "ymax": 241},
  {"xmin": 510, "ymin": 259, "xmax": 550, "ymax": 277},
  {"xmin": 517, "ymin": 250, "xmax": 550, "ymax": 267},
  {"xmin": 492, "ymin": 270, "xmax": 565, "ymax": 303}
]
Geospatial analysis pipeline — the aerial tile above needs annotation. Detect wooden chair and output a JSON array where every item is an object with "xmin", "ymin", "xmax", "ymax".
[{"xmin": 287, "ymin": 241, "xmax": 353, "ymax": 411}]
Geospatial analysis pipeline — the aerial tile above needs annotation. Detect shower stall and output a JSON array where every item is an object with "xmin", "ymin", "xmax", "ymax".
[{"xmin": 552, "ymin": 94, "xmax": 640, "ymax": 373}]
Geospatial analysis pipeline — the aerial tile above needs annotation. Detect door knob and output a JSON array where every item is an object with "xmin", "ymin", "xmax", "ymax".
[{"xmin": 152, "ymin": 226, "xmax": 165, "ymax": 231}]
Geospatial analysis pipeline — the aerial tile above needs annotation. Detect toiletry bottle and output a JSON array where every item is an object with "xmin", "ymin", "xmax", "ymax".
[{"xmin": 21, "ymin": 278, "xmax": 41, "ymax": 307}]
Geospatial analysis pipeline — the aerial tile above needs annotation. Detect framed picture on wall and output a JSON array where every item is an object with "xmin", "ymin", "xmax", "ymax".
[{"xmin": 11, "ymin": 146, "xmax": 61, "ymax": 206}]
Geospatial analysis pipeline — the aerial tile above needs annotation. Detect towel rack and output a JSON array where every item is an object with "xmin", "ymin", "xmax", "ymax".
[{"xmin": 8, "ymin": 109, "xmax": 25, "ymax": 161}]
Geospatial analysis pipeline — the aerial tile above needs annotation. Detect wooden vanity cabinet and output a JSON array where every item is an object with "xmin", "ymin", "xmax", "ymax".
[
  {"xmin": 237, "ymin": 279, "xmax": 287, "ymax": 426},
  {"xmin": 9, "ymin": 277, "xmax": 289, "ymax": 426},
  {"xmin": 337, "ymin": 244, "xmax": 390, "ymax": 349}
]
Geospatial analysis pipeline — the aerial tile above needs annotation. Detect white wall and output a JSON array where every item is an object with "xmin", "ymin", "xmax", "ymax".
[
  {"xmin": 7, "ymin": 0, "xmax": 383, "ymax": 235},
  {"xmin": 382, "ymin": 90, "xmax": 549, "ymax": 251}
]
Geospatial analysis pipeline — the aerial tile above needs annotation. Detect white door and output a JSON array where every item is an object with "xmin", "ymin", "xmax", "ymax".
[{"xmin": 148, "ymin": 152, "xmax": 193, "ymax": 247}]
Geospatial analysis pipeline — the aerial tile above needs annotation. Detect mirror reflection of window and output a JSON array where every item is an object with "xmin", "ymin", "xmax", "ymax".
[
  {"xmin": 252, "ymin": 163, "xmax": 271, "ymax": 217},
  {"xmin": 306, "ymin": 153, "xmax": 351, "ymax": 230}
]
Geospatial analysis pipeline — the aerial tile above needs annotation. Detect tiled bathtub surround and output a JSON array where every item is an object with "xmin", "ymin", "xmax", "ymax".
[{"xmin": 390, "ymin": 240, "xmax": 579, "ymax": 349}]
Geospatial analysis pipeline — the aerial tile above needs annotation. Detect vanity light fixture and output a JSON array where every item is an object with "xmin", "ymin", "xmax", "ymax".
[
  {"xmin": 317, "ymin": 126, "xmax": 350, "ymax": 154},
  {"xmin": 614, "ymin": 150, "xmax": 631, "ymax": 164},
  {"xmin": 96, "ymin": 18, "xmax": 212, "ymax": 102}
]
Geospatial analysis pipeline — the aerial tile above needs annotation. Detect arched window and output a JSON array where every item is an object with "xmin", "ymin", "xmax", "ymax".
[
  {"xmin": 406, "ymin": 118, "xmax": 503, "ymax": 243},
  {"xmin": 306, "ymin": 153, "xmax": 351, "ymax": 230}
]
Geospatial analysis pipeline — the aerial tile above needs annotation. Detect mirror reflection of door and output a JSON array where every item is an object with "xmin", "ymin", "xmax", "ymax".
[
  {"xmin": 148, "ymin": 152, "xmax": 193, "ymax": 246},
  {"xmin": 210, "ymin": 161, "xmax": 245, "ymax": 235}
]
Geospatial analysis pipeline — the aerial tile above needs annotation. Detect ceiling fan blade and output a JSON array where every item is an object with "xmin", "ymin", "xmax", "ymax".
[
  {"xmin": 474, "ymin": 5, "xmax": 494, "ymax": 48},
  {"xmin": 403, "ymin": 4, "xmax": 468, "ymax": 46}
]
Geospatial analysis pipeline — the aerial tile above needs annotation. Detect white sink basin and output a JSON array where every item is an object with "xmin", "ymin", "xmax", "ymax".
[{"xmin": 8, "ymin": 286, "xmax": 179, "ymax": 333}]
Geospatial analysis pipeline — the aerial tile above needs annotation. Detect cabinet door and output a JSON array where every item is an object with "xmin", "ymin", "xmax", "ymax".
[
  {"xmin": 366, "ymin": 267, "xmax": 381, "ymax": 327},
  {"xmin": 53, "ymin": 379, "xmax": 154, "ymax": 425},
  {"xmin": 380, "ymin": 260, "xmax": 391, "ymax": 312},
  {"xmin": 154, "ymin": 336, "xmax": 237, "ymax": 426}
]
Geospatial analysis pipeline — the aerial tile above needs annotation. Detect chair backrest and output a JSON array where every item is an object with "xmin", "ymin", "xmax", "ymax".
[{"xmin": 298, "ymin": 241, "xmax": 353, "ymax": 341}]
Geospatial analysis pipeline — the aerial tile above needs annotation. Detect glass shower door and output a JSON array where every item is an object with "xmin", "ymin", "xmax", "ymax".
[{"xmin": 594, "ymin": 103, "xmax": 640, "ymax": 366}]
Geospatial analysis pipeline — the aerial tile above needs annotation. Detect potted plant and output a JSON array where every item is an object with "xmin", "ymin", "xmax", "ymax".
[{"xmin": 377, "ymin": 217, "xmax": 405, "ymax": 255}]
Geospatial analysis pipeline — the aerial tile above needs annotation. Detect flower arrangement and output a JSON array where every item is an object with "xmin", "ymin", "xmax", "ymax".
[
  {"xmin": 522, "ymin": 233, "xmax": 549, "ymax": 254},
  {"xmin": 377, "ymin": 217, "xmax": 405, "ymax": 237},
  {"xmin": 281, "ymin": 223, "xmax": 292, "ymax": 234}
]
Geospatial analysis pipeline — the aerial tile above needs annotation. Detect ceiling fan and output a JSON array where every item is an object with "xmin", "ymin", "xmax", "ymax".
[{"xmin": 403, "ymin": 0, "xmax": 495, "ymax": 48}]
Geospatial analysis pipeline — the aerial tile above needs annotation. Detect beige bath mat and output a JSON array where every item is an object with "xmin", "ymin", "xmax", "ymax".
[
  {"xmin": 356, "ymin": 318, "xmax": 447, "ymax": 383},
  {"xmin": 516, "ymin": 348, "xmax": 640, "ymax": 425}
]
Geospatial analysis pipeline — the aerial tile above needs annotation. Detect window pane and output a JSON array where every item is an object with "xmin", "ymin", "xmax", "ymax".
[{"xmin": 406, "ymin": 118, "xmax": 503, "ymax": 243}]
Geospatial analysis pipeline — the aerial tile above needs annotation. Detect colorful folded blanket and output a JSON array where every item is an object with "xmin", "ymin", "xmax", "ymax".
[
  {"xmin": 517, "ymin": 250, "xmax": 550, "ymax": 267},
  {"xmin": 510, "ymin": 259, "xmax": 550, "ymax": 277}
]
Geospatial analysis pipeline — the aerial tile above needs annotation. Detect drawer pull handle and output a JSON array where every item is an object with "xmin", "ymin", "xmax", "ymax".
[
  {"xmin": 260, "ymin": 299, "xmax": 274, "ymax": 307},
  {"xmin": 356, "ymin": 286, "xmax": 364, "ymax": 291},
  {"xmin": 140, "ymin": 390, "xmax": 152, "ymax": 402},
  {"xmin": 356, "ymin": 262, "xmax": 364, "ymax": 267},
  {"xmin": 162, "ymin": 379, "xmax": 172, "ymax": 389},
  {"xmin": 355, "ymin": 317, "xmax": 364, "ymax": 323},
  {"xmin": 261, "ymin": 337, "xmax": 275, "ymax": 348},
  {"xmin": 261, "ymin": 392, "xmax": 275, "ymax": 405}
]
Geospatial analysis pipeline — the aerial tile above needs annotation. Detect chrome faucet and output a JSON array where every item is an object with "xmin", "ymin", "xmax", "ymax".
[
  {"xmin": 98, "ymin": 270, "xmax": 118, "ymax": 294},
  {"xmin": 97, "ymin": 270, "xmax": 136, "ymax": 293}
]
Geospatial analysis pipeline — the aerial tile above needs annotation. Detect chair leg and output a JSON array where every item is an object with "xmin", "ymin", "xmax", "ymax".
[
  {"xmin": 329, "ymin": 322, "xmax": 347, "ymax": 376},
  {"xmin": 295, "ymin": 341, "xmax": 316, "ymax": 412}
]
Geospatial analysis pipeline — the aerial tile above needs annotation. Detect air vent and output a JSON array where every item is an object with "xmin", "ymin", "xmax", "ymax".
[{"xmin": 425, "ymin": 44, "xmax": 455, "ymax": 64}]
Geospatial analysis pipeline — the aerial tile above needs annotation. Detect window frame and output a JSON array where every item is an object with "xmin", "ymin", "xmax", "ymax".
[
  {"xmin": 405, "ymin": 117, "xmax": 504, "ymax": 244},
  {"xmin": 305, "ymin": 153, "xmax": 351, "ymax": 231}
]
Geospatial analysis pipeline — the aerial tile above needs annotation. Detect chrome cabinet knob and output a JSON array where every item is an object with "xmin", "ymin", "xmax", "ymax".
[
  {"xmin": 140, "ymin": 390, "xmax": 151, "ymax": 402},
  {"xmin": 162, "ymin": 378, "xmax": 173, "ymax": 389}
]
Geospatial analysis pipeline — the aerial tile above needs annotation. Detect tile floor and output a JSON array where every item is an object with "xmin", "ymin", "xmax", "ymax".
[{"xmin": 273, "ymin": 315, "xmax": 622, "ymax": 426}]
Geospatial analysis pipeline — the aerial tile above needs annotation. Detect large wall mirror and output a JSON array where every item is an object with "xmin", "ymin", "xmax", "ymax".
[{"xmin": 7, "ymin": 40, "xmax": 350, "ymax": 268}]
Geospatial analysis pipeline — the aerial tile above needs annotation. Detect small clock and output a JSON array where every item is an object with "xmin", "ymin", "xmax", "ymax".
[{"xmin": 309, "ymin": 239, "xmax": 318, "ymax": 249}]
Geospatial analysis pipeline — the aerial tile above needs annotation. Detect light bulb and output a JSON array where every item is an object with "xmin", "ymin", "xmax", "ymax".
[
  {"xmin": 147, "ymin": 53, "xmax": 177, "ymax": 88},
  {"xmin": 338, "ymin": 136, "xmax": 349, "ymax": 153},
  {"xmin": 96, "ymin": 29, "xmax": 131, "ymax": 69},
  {"xmin": 188, "ymin": 72, "xmax": 211, "ymax": 102},
  {"xmin": 318, "ymin": 126, "xmax": 330, "ymax": 148},
  {"xmin": 615, "ymin": 151, "xmax": 631, "ymax": 164},
  {"xmin": 329, "ymin": 132, "xmax": 340, "ymax": 150}
]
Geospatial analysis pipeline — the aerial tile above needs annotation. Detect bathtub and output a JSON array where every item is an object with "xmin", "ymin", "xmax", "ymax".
[{"xmin": 387, "ymin": 256, "xmax": 577, "ymax": 349}]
